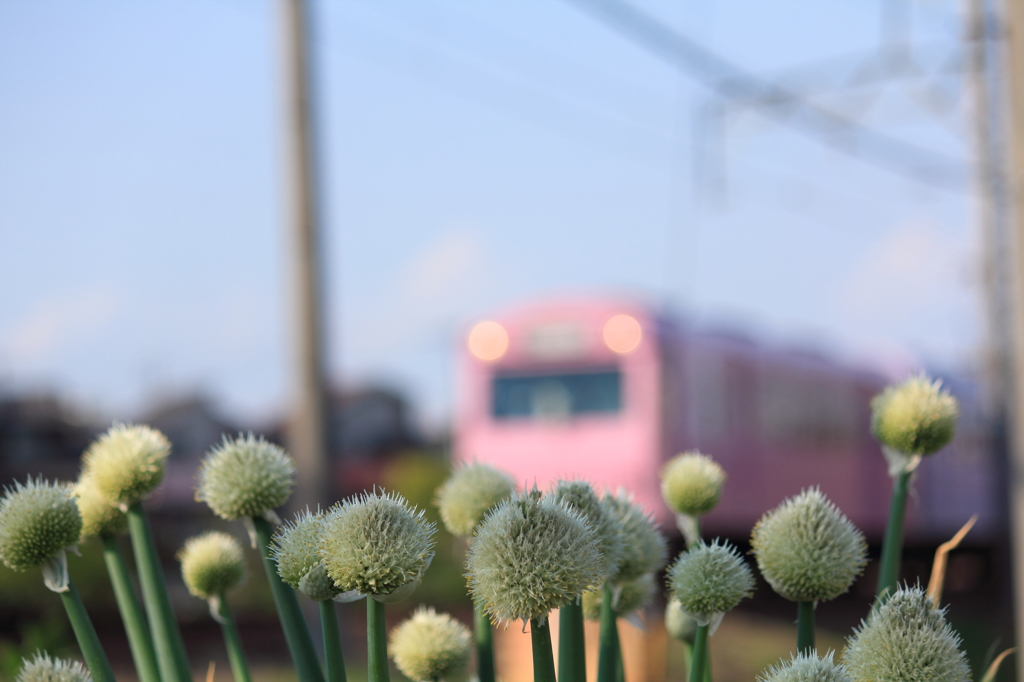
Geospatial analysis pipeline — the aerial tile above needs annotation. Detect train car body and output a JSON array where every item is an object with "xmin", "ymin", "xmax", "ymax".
[{"xmin": 454, "ymin": 297, "xmax": 998, "ymax": 542}]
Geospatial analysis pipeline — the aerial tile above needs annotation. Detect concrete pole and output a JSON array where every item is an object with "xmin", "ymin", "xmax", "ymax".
[
  {"xmin": 1000, "ymin": 0, "xmax": 1024, "ymax": 675},
  {"xmin": 282, "ymin": 0, "xmax": 329, "ymax": 511}
]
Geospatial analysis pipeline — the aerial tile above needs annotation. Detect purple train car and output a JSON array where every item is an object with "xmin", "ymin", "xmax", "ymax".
[{"xmin": 454, "ymin": 296, "xmax": 998, "ymax": 543}]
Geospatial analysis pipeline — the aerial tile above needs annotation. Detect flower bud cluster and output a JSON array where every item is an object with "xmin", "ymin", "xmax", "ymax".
[
  {"xmin": 550, "ymin": 479, "xmax": 624, "ymax": 582},
  {"xmin": 272, "ymin": 509, "xmax": 342, "ymax": 602},
  {"xmin": 871, "ymin": 376, "xmax": 958, "ymax": 457},
  {"xmin": 389, "ymin": 607, "xmax": 472, "ymax": 682},
  {"xmin": 80, "ymin": 424, "xmax": 170, "ymax": 508},
  {"xmin": 0, "ymin": 478, "xmax": 81, "ymax": 572},
  {"xmin": 435, "ymin": 463, "xmax": 515, "ymax": 538},
  {"xmin": 178, "ymin": 531, "xmax": 246, "ymax": 600},
  {"xmin": 759, "ymin": 652, "xmax": 851, "ymax": 682},
  {"xmin": 750, "ymin": 488, "xmax": 867, "ymax": 603},
  {"xmin": 660, "ymin": 451, "xmax": 726, "ymax": 517},
  {"xmin": 17, "ymin": 652, "xmax": 92, "ymax": 682},
  {"xmin": 844, "ymin": 586, "xmax": 970, "ymax": 682},
  {"xmin": 667, "ymin": 539, "xmax": 754, "ymax": 626},
  {"xmin": 196, "ymin": 434, "xmax": 295, "ymax": 520},
  {"xmin": 319, "ymin": 490, "xmax": 436, "ymax": 603},
  {"xmin": 73, "ymin": 476, "xmax": 126, "ymax": 540},
  {"xmin": 466, "ymin": 489, "xmax": 603, "ymax": 625},
  {"xmin": 602, "ymin": 491, "xmax": 667, "ymax": 585}
]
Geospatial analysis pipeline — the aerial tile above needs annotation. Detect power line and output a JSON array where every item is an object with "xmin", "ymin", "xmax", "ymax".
[{"xmin": 565, "ymin": 0, "xmax": 970, "ymax": 191}]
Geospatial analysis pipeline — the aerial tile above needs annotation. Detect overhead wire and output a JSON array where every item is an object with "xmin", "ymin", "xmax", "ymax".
[{"xmin": 564, "ymin": 0, "xmax": 970, "ymax": 191}]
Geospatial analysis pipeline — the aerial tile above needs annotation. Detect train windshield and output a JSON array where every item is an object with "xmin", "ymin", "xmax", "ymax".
[{"xmin": 491, "ymin": 367, "xmax": 622, "ymax": 420}]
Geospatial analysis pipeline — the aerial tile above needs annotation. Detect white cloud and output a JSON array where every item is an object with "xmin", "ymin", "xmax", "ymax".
[
  {"xmin": 1, "ymin": 287, "xmax": 119, "ymax": 367},
  {"xmin": 346, "ymin": 228, "xmax": 492, "ymax": 358},
  {"xmin": 835, "ymin": 219, "xmax": 980, "ymax": 365}
]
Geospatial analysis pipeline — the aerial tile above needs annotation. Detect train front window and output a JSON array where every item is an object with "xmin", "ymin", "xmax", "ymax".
[{"xmin": 491, "ymin": 368, "xmax": 622, "ymax": 420}]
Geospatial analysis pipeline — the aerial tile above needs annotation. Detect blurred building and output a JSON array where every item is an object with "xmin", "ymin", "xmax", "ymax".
[{"xmin": 0, "ymin": 393, "xmax": 98, "ymax": 484}]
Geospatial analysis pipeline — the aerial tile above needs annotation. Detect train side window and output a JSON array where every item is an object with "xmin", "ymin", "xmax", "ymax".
[{"xmin": 758, "ymin": 373, "xmax": 859, "ymax": 449}]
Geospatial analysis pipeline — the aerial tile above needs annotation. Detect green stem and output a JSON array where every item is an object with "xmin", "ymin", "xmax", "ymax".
[
  {"xmin": 101, "ymin": 535, "xmax": 160, "ymax": 682},
  {"xmin": 796, "ymin": 601, "xmax": 815, "ymax": 655},
  {"xmin": 876, "ymin": 470, "xmax": 911, "ymax": 601},
  {"xmin": 215, "ymin": 593, "xmax": 253, "ymax": 682},
  {"xmin": 474, "ymin": 600, "xmax": 495, "ymax": 682},
  {"xmin": 253, "ymin": 516, "xmax": 325, "ymax": 682},
  {"xmin": 558, "ymin": 600, "xmax": 587, "ymax": 682},
  {"xmin": 320, "ymin": 600, "xmax": 347, "ymax": 682},
  {"xmin": 597, "ymin": 585, "xmax": 618, "ymax": 682},
  {"xmin": 367, "ymin": 597, "xmax": 390, "ymax": 682},
  {"xmin": 127, "ymin": 501, "xmax": 192, "ymax": 682},
  {"xmin": 530, "ymin": 617, "xmax": 556, "ymax": 682},
  {"xmin": 614, "ymin": 623, "xmax": 625, "ymax": 682},
  {"xmin": 689, "ymin": 624, "xmax": 708, "ymax": 682},
  {"xmin": 681, "ymin": 642, "xmax": 692, "ymax": 682},
  {"xmin": 59, "ymin": 576, "xmax": 116, "ymax": 682}
]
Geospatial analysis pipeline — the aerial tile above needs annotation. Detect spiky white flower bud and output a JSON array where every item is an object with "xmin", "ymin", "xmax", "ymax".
[
  {"xmin": 466, "ymin": 489, "xmax": 603, "ymax": 625},
  {"xmin": 389, "ymin": 607, "xmax": 472, "ymax": 682},
  {"xmin": 178, "ymin": 531, "xmax": 246, "ymax": 600},
  {"xmin": 750, "ymin": 488, "xmax": 867, "ymax": 603},
  {"xmin": 759, "ymin": 652, "xmax": 852, "ymax": 682},
  {"xmin": 602, "ymin": 491, "xmax": 667, "ymax": 585},
  {"xmin": 196, "ymin": 434, "xmax": 295, "ymax": 520},
  {"xmin": 435, "ymin": 463, "xmax": 516, "ymax": 538},
  {"xmin": 844, "ymin": 586, "xmax": 970, "ymax": 682},
  {"xmin": 0, "ymin": 478, "xmax": 81, "ymax": 572},
  {"xmin": 664, "ymin": 599, "xmax": 698, "ymax": 643},
  {"xmin": 73, "ymin": 475, "xmax": 126, "ymax": 540},
  {"xmin": 871, "ymin": 376, "xmax": 958, "ymax": 457},
  {"xmin": 660, "ymin": 452, "xmax": 726, "ymax": 517},
  {"xmin": 318, "ymin": 490, "xmax": 436, "ymax": 603},
  {"xmin": 668, "ymin": 539, "xmax": 754, "ymax": 630},
  {"xmin": 582, "ymin": 573, "xmax": 656, "ymax": 621},
  {"xmin": 550, "ymin": 479, "xmax": 625, "ymax": 582},
  {"xmin": 80, "ymin": 424, "xmax": 170, "ymax": 507},
  {"xmin": 16, "ymin": 652, "xmax": 91, "ymax": 682},
  {"xmin": 272, "ymin": 510, "xmax": 340, "ymax": 602}
]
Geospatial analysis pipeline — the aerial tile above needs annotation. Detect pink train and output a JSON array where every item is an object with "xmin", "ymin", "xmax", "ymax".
[{"xmin": 453, "ymin": 297, "xmax": 998, "ymax": 543}]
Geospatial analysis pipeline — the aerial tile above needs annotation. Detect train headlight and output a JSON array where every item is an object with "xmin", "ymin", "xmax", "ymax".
[
  {"xmin": 467, "ymin": 321, "xmax": 509, "ymax": 362},
  {"xmin": 603, "ymin": 314, "xmax": 642, "ymax": 354}
]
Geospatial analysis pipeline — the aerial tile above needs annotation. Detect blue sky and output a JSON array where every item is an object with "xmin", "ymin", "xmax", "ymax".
[{"xmin": 0, "ymin": 0, "xmax": 980, "ymax": 429}]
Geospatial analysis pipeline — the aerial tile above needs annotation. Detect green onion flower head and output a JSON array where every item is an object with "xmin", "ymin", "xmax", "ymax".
[
  {"xmin": 435, "ymin": 462, "xmax": 516, "ymax": 538},
  {"xmin": 16, "ymin": 652, "xmax": 91, "ymax": 682},
  {"xmin": 668, "ymin": 539, "xmax": 754, "ymax": 629},
  {"xmin": 272, "ymin": 509, "xmax": 340, "ymax": 601},
  {"xmin": 871, "ymin": 376, "xmax": 958, "ymax": 456},
  {"xmin": 0, "ymin": 478, "xmax": 81, "ymax": 572},
  {"xmin": 750, "ymin": 488, "xmax": 867, "ymax": 602},
  {"xmin": 844, "ymin": 586, "xmax": 969, "ymax": 682},
  {"xmin": 759, "ymin": 652, "xmax": 852, "ymax": 682},
  {"xmin": 582, "ymin": 573, "xmax": 656, "ymax": 621},
  {"xmin": 660, "ymin": 451, "xmax": 726, "ymax": 517},
  {"xmin": 664, "ymin": 599, "xmax": 698, "ymax": 643},
  {"xmin": 81, "ymin": 424, "xmax": 170, "ymax": 507},
  {"xmin": 550, "ymin": 479, "xmax": 625, "ymax": 581},
  {"xmin": 389, "ymin": 606, "xmax": 472, "ymax": 682},
  {"xmin": 197, "ymin": 433, "xmax": 295, "ymax": 520},
  {"xmin": 73, "ymin": 475, "xmax": 126, "ymax": 539},
  {"xmin": 319, "ymin": 490, "xmax": 436, "ymax": 602},
  {"xmin": 466, "ymin": 488, "xmax": 603, "ymax": 625},
  {"xmin": 602, "ymin": 491, "xmax": 668, "ymax": 584},
  {"xmin": 178, "ymin": 531, "xmax": 246, "ymax": 600}
]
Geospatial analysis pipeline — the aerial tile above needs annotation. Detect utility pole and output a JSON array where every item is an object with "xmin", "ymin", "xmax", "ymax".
[
  {"xmin": 282, "ymin": 0, "xmax": 329, "ymax": 511},
  {"xmin": 1000, "ymin": 0, "xmax": 1024, "ymax": 675}
]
